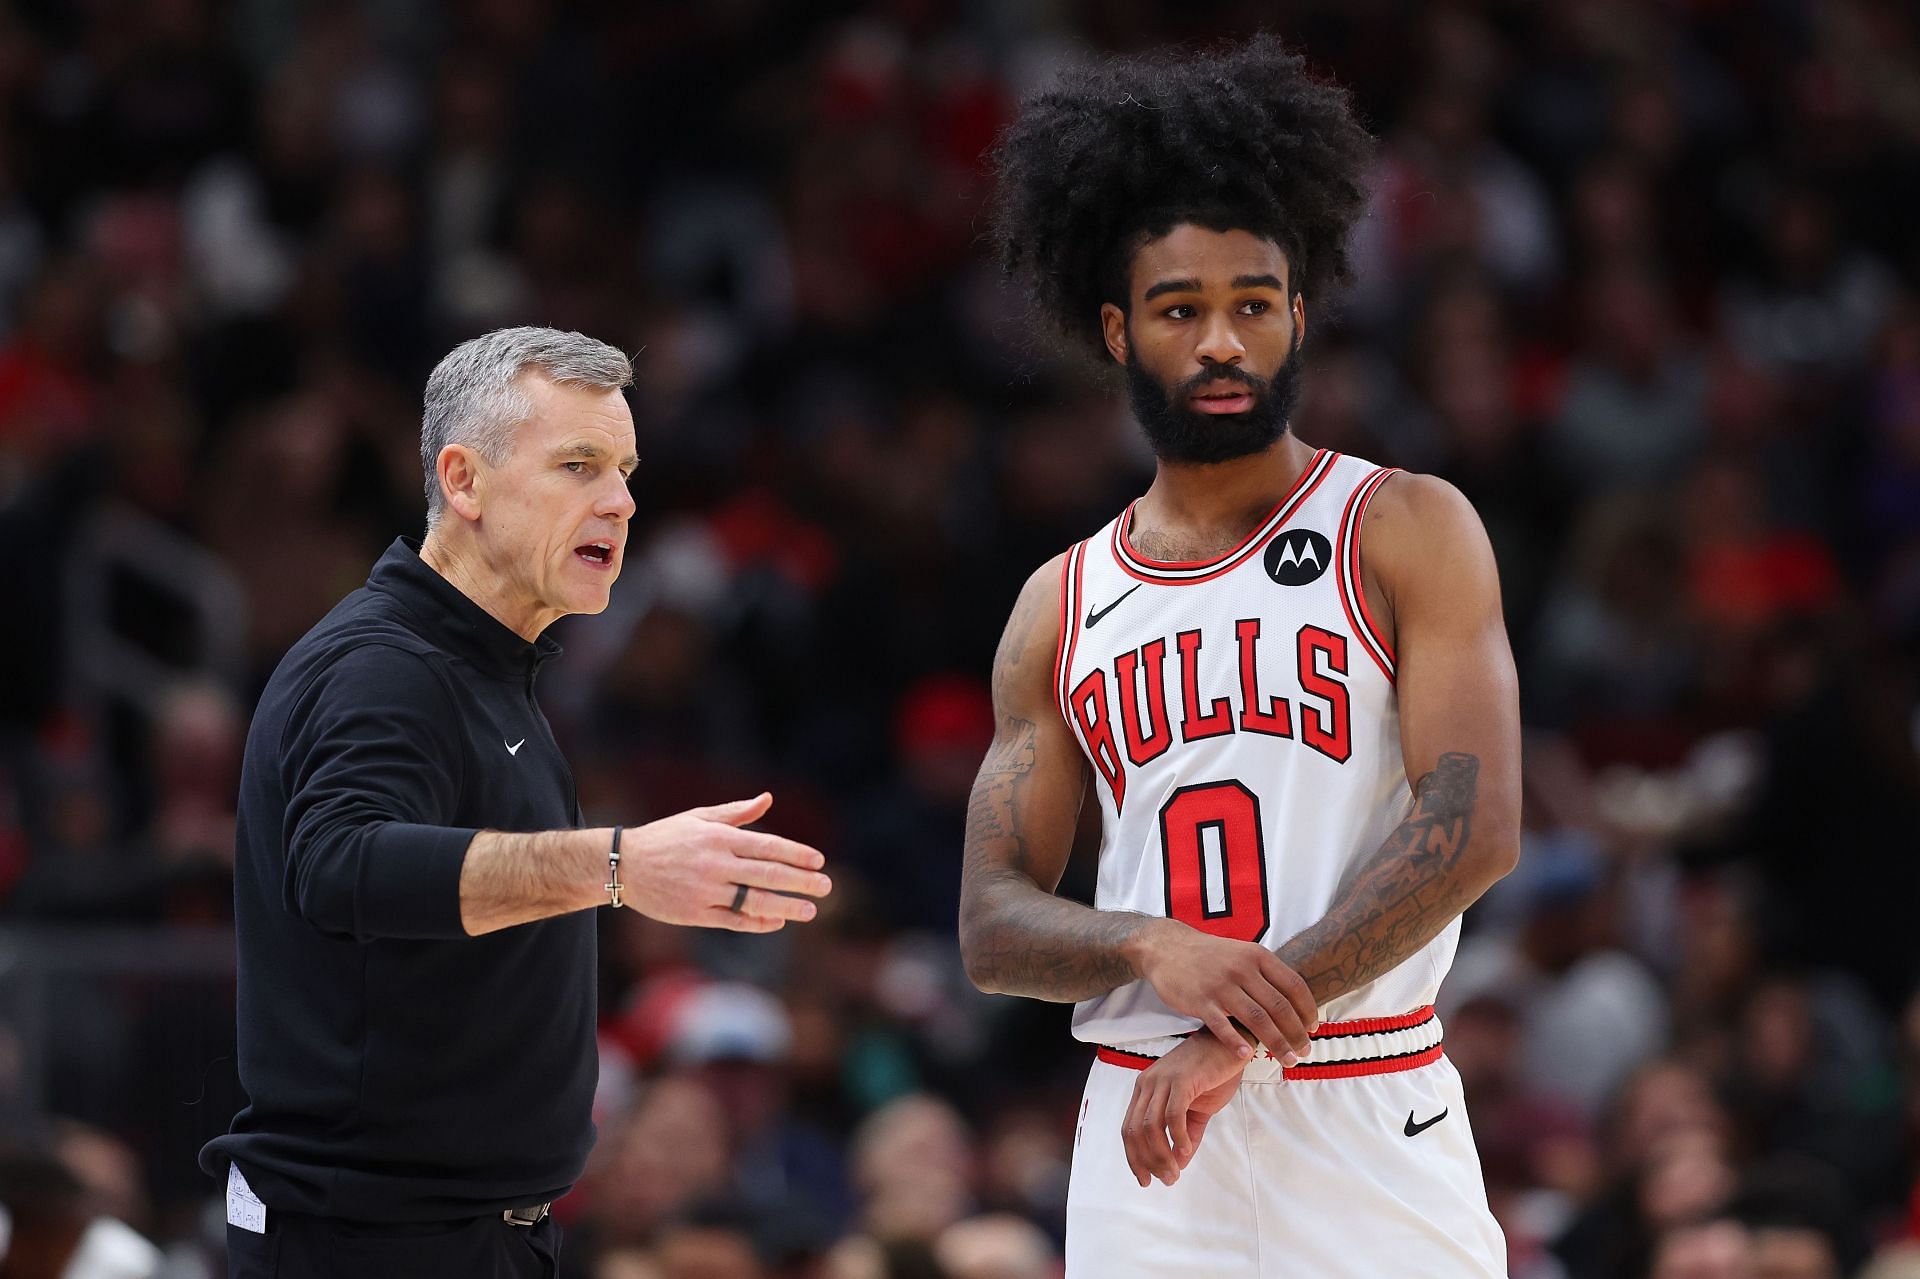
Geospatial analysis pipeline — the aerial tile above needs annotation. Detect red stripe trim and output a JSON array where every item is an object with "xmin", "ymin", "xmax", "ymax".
[
  {"xmin": 1096, "ymin": 1045, "xmax": 1160, "ymax": 1070},
  {"xmin": 1333, "ymin": 479, "xmax": 1382, "ymax": 678},
  {"xmin": 1311, "ymin": 1004, "xmax": 1434, "ymax": 1038},
  {"xmin": 1055, "ymin": 541, "xmax": 1091, "ymax": 723},
  {"xmin": 1093, "ymin": 1005, "xmax": 1443, "ymax": 1078},
  {"xmin": 1065, "ymin": 543, "xmax": 1088, "ymax": 713},
  {"xmin": 1121, "ymin": 450, "xmax": 1328, "ymax": 567},
  {"xmin": 1052, "ymin": 546, "xmax": 1075, "ymax": 720},
  {"xmin": 1349, "ymin": 468, "xmax": 1397, "ymax": 663},
  {"xmin": 1335, "ymin": 468, "xmax": 1397, "ymax": 683},
  {"xmin": 1109, "ymin": 450, "xmax": 1335, "ymax": 586},
  {"xmin": 1284, "ymin": 1042, "xmax": 1444, "ymax": 1080},
  {"xmin": 1095, "ymin": 1041, "xmax": 1446, "ymax": 1080}
]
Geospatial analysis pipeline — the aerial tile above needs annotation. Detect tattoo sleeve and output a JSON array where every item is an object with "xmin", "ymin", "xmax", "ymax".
[
  {"xmin": 958, "ymin": 569, "xmax": 1156, "ymax": 1002},
  {"xmin": 1274, "ymin": 752, "xmax": 1489, "ymax": 1005},
  {"xmin": 958, "ymin": 895, "xmax": 1151, "ymax": 1000}
]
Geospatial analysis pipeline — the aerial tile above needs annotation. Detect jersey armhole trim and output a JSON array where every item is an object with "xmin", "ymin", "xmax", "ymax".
[
  {"xmin": 1054, "ymin": 540, "xmax": 1088, "ymax": 724},
  {"xmin": 1336, "ymin": 467, "xmax": 1398, "ymax": 683}
]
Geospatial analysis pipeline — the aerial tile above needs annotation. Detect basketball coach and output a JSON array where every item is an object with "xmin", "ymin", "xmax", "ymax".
[{"xmin": 199, "ymin": 327, "xmax": 833, "ymax": 1278}]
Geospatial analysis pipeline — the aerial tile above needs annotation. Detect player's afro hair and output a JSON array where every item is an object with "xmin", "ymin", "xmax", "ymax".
[{"xmin": 987, "ymin": 35, "xmax": 1375, "ymax": 360}]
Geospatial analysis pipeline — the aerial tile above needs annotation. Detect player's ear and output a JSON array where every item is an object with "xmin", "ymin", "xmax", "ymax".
[
  {"xmin": 1101, "ymin": 302, "xmax": 1130, "ymax": 365},
  {"xmin": 438, "ymin": 444, "xmax": 484, "ymax": 523},
  {"xmin": 1292, "ymin": 293, "xmax": 1306, "ymax": 350}
]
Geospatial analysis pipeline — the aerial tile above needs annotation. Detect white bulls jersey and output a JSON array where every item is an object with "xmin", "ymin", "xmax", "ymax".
[{"xmin": 1055, "ymin": 449, "xmax": 1451, "ymax": 1050}]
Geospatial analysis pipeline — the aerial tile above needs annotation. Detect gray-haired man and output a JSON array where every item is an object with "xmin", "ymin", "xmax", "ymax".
[{"xmin": 201, "ymin": 328, "xmax": 831, "ymax": 1278}]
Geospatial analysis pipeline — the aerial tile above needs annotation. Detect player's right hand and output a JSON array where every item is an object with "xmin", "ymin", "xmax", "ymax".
[
  {"xmin": 1123, "ymin": 1035, "xmax": 1249, "ymax": 1187},
  {"xmin": 621, "ymin": 793, "xmax": 832, "ymax": 932},
  {"xmin": 1133, "ymin": 919, "xmax": 1318, "ymax": 1061}
]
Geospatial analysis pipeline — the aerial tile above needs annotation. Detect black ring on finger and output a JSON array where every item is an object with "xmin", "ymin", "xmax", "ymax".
[{"xmin": 728, "ymin": 883, "xmax": 750, "ymax": 913}]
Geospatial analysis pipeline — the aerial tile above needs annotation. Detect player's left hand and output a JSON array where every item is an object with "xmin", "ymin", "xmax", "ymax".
[{"xmin": 1122, "ymin": 1034, "xmax": 1249, "ymax": 1188}]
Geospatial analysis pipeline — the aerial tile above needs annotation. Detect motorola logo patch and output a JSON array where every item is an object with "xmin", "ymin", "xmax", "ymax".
[{"xmin": 1264, "ymin": 530, "xmax": 1332, "ymax": 586}]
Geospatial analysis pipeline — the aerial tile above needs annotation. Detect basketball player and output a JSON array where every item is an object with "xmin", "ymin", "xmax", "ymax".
[{"xmin": 958, "ymin": 38, "xmax": 1519, "ymax": 1275}]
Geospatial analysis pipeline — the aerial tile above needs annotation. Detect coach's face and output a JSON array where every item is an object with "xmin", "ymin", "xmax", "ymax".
[
  {"xmin": 471, "ymin": 373, "xmax": 637, "ymax": 635},
  {"xmin": 1099, "ymin": 224, "xmax": 1305, "ymax": 464}
]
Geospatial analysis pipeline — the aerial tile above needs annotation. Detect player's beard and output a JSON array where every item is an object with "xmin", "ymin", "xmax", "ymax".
[{"xmin": 1125, "ymin": 344, "xmax": 1302, "ymax": 465}]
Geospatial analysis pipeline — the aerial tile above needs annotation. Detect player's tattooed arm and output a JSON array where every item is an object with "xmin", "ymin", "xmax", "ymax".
[
  {"xmin": 1275, "ymin": 475, "xmax": 1522, "ymax": 1006},
  {"xmin": 1275, "ymin": 752, "xmax": 1493, "ymax": 1001},
  {"xmin": 959, "ymin": 555, "xmax": 1153, "ymax": 1001}
]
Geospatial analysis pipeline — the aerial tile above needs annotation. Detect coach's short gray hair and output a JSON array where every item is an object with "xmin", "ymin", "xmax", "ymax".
[{"xmin": 420, "ymin": 326, "xmax": 634, "ymax": 529}]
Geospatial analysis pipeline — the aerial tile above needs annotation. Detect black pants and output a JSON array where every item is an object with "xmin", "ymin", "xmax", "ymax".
[{"xmin": 225, "ymin": 1211, "xmax": 561, "ymax": 1278}]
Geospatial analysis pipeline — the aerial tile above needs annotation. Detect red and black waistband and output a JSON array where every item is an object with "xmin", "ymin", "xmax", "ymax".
[{"xmin": 1094, "ymin": 1005, "xmax": 1443, "ymax": 1081}]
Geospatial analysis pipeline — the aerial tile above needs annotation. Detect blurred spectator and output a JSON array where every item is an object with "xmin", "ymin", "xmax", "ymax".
[
  {"xmin": 1553, "ymin": 1059, "xmax": 1734, "ymax": 1279},
  {"xmin": 574, "ymin": 1075, "xmax": 733, "ymax": 1255},
  {"xmin": 1444, "ymin": 835, "xmax": 1668, "ymax": 1116},
  {"xmin": 1528, "ymin": 496, "xmax": 1697, "ymax": 742},
  {"xmin": 1649, "ymin": 1219, "xmax": 1753, "ymax": 1279},
  {"xmin": 1548, "ymin": 265, "xmax": 1707, "ymax": 497},
  {"xmin": 649, "ymin": 1203, "xmax": 769, "ymax": 1279},
  {"xmin": 1719, "ymin": 979, "xmax": 1903, "ymax": 1218},
  {"xmin": 1725, "ymin": 1156, "xmax": 1866, "ymax": 1278},
  {"xmin": 663, "ymin": 982, "xmax": 852, "ymax": 1238},
  {"xmin": 1862, "ymin": 1245, "xmax": 1920, "ymax": 1279},
  {"xmin": 845, "ymin": 674, "xmax": 992, "ymax": 933},
  {"xmin": 932, "ymin": 1214, "xmax": 1056, "ymax": 1279},
  {"xmin": 852, "ymin": 1095, "xmax": 975, "ymax": 1244},
  {"xmin": 0, "ymin": 1139, "xmax": 163, "ymax": 1279},
  {"xmin": 1721, "ymin": 180, "xmax": 1898, "ymax": 386},
  {"xmin": 1447, "ymin": 993, "xmax": 1595, "ymax": 1273},
  {"xmin": 196, "ymin": 391, "xmax": 380, "ymax": 668},
  {"xmin": 1348, "ymin": 70, "xmax": 1559, "ymax": 327}
]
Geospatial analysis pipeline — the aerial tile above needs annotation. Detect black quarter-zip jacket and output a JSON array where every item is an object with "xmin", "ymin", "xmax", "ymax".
[{"xmin": 200, "ymin": 538, "xmax": 596, "ymax": 1221}]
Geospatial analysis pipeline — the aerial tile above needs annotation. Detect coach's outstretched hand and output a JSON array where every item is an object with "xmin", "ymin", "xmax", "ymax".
[
  {"xmin": 624, "ymin": 793, "xmax": 831, "ymax": 932},
  {"xmin": 1123, "ymin": 1035, "xmax": 1249, "ymax": 1187},
  {"xmin": 1132, "ymin": 919, "xmax": 1318, "ymax": 1061}
]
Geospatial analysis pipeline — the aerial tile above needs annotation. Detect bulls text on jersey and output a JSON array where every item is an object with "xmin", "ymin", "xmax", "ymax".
[{"xmin": 1065, "ymin": 617, "xmax": 1353, "ymax": 817}]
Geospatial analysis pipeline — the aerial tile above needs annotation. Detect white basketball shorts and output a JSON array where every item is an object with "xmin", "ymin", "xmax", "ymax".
[{"xmin": 1066, "ymin": 1006, "xmax": 1508, "ymax": 1277}]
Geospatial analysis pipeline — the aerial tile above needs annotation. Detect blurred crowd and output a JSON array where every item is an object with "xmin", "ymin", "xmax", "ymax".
[{"xmin": 1, "ymin": 0, "xmax": 1918, "ymax": 1277}]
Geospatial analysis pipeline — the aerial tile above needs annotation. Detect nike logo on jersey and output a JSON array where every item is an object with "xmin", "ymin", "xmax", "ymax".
[
  {"xmin": 506, "ymin": 739, "xmax": 526, "ymax": 755},
  {"xmin": 1085, "ymin": 584, "xmax": 1141, "ymax": 629},
  {"xmin": 1263, "ymin": 530, "xmax": 1333, "ymax": 586},
  {"xmin": 1403, "ymin": 1108, "xmax": 1448, "ymax": 1137}
]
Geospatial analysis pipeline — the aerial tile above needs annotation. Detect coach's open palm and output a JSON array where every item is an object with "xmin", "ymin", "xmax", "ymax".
[
  {"xmin": 624, "ymin": 793, "xmax": 831, "ymax": 932},
  {"xmin": 1123, "ymin": 1035, "xmax": 1249, "ymax": 1188}
]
